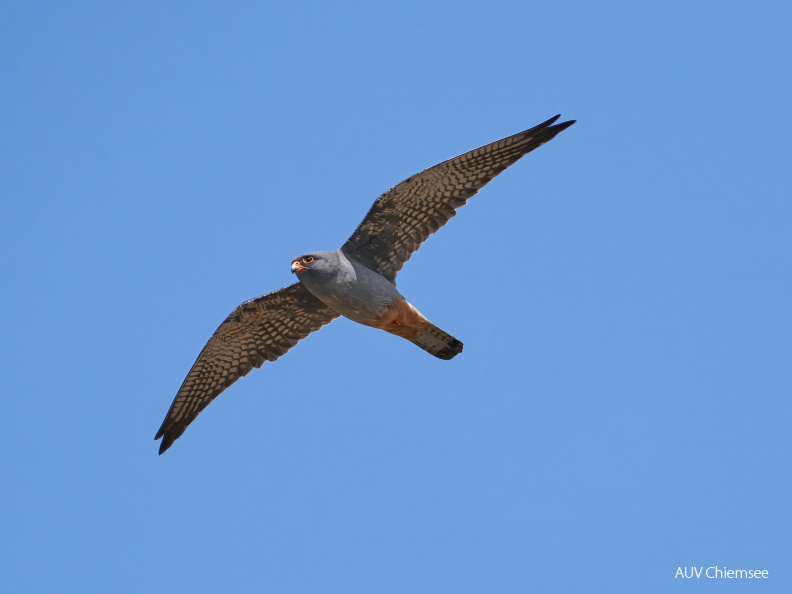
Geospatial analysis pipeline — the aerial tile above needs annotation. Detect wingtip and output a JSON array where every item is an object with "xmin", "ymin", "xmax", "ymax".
[
  {"xmin": 541, "ymin": 114, "xmax": 562, "ymax": 127},
  {"xmin": 157, "ymin": 437, "xmax": 173, "ymax": 455},
  {"xmin": 537, "ymin": 115, "xmax": 575, "ymax": 134},
  {"xmin": 155, "ymin": 425, "xmax": 175, "ymax": 455},
  {"xmin": 553, "ymin": 118, "xmax": 576, "ymax": 132}
]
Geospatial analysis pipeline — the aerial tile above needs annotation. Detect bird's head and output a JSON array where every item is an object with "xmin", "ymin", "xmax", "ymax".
[
  {"xmin": 290, "ymin": 254, "xmax": 315, "ymax": 274},
  {"xmin": 291, "ymin": 251, "xmax": 337, "ymax": 278}
]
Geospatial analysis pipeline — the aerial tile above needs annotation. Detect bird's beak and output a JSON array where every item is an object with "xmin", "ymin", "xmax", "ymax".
[{"xmin": 291, "ymin": 261, "xmax": 308, "ymax": 273}]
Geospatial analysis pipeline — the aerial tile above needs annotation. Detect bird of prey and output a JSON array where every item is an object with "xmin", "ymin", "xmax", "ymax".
[{"xmin": 155, "ymin": 115, "xmax": 575, "ymax": 454}]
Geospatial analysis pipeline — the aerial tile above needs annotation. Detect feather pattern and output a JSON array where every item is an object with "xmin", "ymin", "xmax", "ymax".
[
  {"xmin": 342, "ymin": 115, "xmax": 575, "ymax": 281},
  {"xmin": 155, "ymin": 283, "xmax": 338, "ymax": 454}
]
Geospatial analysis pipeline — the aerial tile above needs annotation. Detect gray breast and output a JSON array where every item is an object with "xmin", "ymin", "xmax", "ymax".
[{"xmin": 299, "ymin": 249, "xmax": 402, "ymax": 325}]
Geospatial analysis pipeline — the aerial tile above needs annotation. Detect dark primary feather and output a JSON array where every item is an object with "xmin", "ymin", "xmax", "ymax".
[
  {"xmin": 155, "ymin": 283, "xmax": 339, "ymax": 454},
  {"xmin": 342, "ymin": 115, "xmax": 575, "ymax": 281}
]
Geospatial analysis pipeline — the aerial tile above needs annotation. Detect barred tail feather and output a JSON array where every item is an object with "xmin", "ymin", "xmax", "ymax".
[{"xmin": 413, "ymin": 324, "xmax": 463, "ymax": 360}]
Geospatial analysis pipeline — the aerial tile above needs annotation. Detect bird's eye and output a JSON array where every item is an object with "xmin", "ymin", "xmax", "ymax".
[{"xmin": 303, "ymin": 256, "xmax": 314, "ymax": 264}]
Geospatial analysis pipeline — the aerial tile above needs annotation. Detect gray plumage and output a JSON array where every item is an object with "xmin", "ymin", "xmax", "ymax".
[{"xmin": 156, "ymin": 115, "xmax": 575, "ymax": 454}]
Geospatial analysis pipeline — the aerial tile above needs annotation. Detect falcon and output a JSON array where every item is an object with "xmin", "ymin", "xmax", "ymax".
[{"xmin": 155, "ymin": 115, "xmax": 575, "ymax": 453}]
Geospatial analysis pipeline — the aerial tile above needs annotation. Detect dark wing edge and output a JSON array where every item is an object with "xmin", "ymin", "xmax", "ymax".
[
  {"xmin": 154, "ymin": 282, "xmax": 339, "ymax": 454},
  {"xmin": 342, "ymin": 115, "xmax": 575, "ymax": 281}
]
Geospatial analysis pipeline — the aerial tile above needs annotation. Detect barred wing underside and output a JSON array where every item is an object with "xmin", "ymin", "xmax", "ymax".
[
  {"xmin": 342, "ymin": 115, "xmax": 575, "ymax": 282},
  {"xmin": 155, "ymin": 282, "xmax": 339, "ymax": 454}
]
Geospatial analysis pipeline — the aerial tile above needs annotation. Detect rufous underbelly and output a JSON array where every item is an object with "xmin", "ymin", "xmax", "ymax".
[{"xmin": 364, "ymin": 298, "xmax": 430, "ymax": 341}]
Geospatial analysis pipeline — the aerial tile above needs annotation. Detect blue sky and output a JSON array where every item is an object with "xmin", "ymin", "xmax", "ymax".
[{"xmin": 2, "ymin": 1, "xmax": 790, "ymax": 592}]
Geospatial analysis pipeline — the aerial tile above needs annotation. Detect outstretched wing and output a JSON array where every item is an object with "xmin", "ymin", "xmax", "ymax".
[
  {"xmin": 342, "ymin": 115, "xmax": 575, "ymax": 282},
  {"xmin": 155, "ymin": 282, "xmax": 339, "ymax": 454}
]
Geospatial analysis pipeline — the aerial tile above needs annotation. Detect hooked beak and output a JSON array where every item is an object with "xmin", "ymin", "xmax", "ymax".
[{"xmin": 291, "ymin": 261, "xmax": 308, "ymax": 273}]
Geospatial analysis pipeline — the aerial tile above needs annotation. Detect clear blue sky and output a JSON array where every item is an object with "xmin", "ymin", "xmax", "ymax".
[{"xmin": 2, "ymin": 2, "xmax": 790, "ymax": 592}]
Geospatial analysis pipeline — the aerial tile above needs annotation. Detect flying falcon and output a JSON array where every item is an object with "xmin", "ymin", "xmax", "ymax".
[{"xmin": 155, "ymin": 115, "xmax": 575, "ymax": 454}]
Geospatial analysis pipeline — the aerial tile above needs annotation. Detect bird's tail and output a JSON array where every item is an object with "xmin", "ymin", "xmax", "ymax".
[
  {"xmin": 375, "ymin": 298, "xmax": 463, "ymax": 360},
  {"xmin": 411, "ymin": 324, "xmax": 463, "ymax": 360}
]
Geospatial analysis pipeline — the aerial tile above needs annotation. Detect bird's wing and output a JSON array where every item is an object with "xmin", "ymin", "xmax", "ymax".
[
  {"xmin": 155, "ymin": 282, "xmax": 339, "ymax": 454},
  {"xmin": 342, "ymin": 115, "xmax": 575, "ymax": 282}
]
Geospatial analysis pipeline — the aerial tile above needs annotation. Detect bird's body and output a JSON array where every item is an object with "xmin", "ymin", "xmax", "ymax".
[
  {"xmin": 292, "ymin": 249, "xmax": 462, "ymax": 360},
  {"xmin": 291, "ymin": 249, "xmax": 401, "ymax": 326},
  {"xmin": 155, "ymin": 115, "xmax": 575, "ymax": 453}
]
